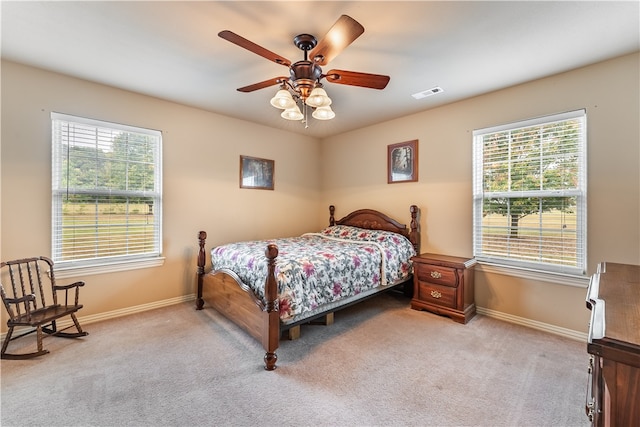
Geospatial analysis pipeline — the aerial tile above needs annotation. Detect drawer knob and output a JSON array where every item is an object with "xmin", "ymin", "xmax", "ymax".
[
  {"xmin": 430, "ymin": 290, "xmax": 442, "ymax": 299},
  {"xmin": 430, "ymin": 271, "xmax": 442, "ymax": 279}
]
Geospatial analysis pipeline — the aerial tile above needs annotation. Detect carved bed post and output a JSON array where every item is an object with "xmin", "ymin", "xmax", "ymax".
[
  {"xmin": 329, "ymin": 205, "xmax": 336, "ymax": 226},
  {"xmin": 263, "ymin": 244, "xmax": 279, "ymax": 370},
  {"xmin": 409, "ymin": 205, "xmax": 420, "ymax": 254},
  {"xmin": 196, "ymin": 231, "xmax": 207, "ymax": 310}
]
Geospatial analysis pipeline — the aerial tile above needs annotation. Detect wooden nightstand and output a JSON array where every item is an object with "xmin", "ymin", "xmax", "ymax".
[{"xmin": 411, "ymin": 253, "xmax": 477, "ymax": 324}]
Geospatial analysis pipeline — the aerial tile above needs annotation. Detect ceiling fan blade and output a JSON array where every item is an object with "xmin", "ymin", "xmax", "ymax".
[
  {"xmin": 237, "ymin": 77, "xmax": 289, "ymax": 93},
  {"xmin": 309, "ymin": 15, "xmax": 365, "ymax": 66},
  {"xmin": 219, "ymin": 30, "xmax": 291, "ymax": 67},
  {"xmin": 324, "ymin": 70, "xmax": 390, "ymax": 90}
]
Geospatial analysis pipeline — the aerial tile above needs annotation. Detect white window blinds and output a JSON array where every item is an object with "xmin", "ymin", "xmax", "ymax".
[
  {"xmin": 51, "ymin": 113, "xmax": 162, "ymax": 266},
  {"xmin": 472, "ymin": 110, "xmax": 587, "ymax": 275}
]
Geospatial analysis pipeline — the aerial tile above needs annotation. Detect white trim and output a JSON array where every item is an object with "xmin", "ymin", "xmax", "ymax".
[
  {"xmin": 1, "ymin": 294, "xmax": 195, "ymax": 341},
  {"xmin": 73, "ymin": 294, "xmax": 195, "ymax": 326},
  {"xmin": 476, "ymin": 306, "xmax": 587, "ymax": 342},
  {"xmin": 51, "ymin": 112, "xmax": 163, "ymax": 266},
  {"xmin": 473, "ymin": 108, "xmax": 586, "ymax": 136},
  {"xmin": 476, "ymin": 262, "xmax": 590, "ymax": 288},
  {"xmin": 2, "ymin": 294, "xmax": 587, "ymax": 347},
  {"xmin": 472, "ymin": 109, "xmax": 587, "ymax": 273},
  {"xmin": 55, "ymin": 257, "xmax": 165, "ymax": 278},
  {"xmin": 51, "ymin": 111, "xmax": 161, "ymax": 137}
]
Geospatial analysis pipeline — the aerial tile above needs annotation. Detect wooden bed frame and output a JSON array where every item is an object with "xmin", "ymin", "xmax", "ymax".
[{"xmin": 196, "ymin": 205, "xmax": 419, "ymax": 370}]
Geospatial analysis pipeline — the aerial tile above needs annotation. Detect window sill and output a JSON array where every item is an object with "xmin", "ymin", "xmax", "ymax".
[
  {"xmin": 55, "ymin": 257, "xmax": 165, "ymax": 279},
  {"xmin": 476, "ymin": 262, "xmax": 590, "ymax": 288}
]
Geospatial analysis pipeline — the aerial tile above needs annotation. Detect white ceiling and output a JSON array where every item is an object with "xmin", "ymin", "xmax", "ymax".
[{"xmin": 2, "ymin": 1, "xmax": 639, "ymax": 138}]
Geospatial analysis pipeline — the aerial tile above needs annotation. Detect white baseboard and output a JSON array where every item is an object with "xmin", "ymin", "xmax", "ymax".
[
  {"xmin": 1, "ymin": 294, "xmax": 197, "ymax": 341},
  {"xmin": 476, "ymin": 306, "xmax": 588, "ymax": 342},
  {"xmin": 75, "ymin": 293, "xmax": 197, "ymax": 326},
  {"xmin": 2, "ymin": 296, "xmax": 587, "ymax": 344}
]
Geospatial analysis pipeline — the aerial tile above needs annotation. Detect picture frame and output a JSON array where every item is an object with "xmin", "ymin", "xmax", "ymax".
[
  {"xmin": 240, "ymin": 155, "xmax": 274, "ymax": 190},
  {"xmin": 388, "ymin": 139, "xmax": 418, "ymax": 183}
]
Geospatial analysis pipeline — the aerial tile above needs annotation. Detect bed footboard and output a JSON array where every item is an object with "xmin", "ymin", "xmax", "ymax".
[
  {"xmin": 195, "ymin": 204, "xmax": 420, "ymax": 371},
  {"xmin": 196, "ymin": 231, "xmax": 280, "ymax": 370}
]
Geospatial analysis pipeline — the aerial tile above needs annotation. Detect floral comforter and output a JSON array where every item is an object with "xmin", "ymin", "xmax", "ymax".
[{"xmin": 210, "ymin": 225, "xmax": 416, "ymax": 322}]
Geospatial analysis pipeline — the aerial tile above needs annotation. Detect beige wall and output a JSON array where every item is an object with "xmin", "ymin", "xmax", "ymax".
[
  {"xmin": 320, "ymin": 52, "xmax": 640, "ymax": 333},
  {"xmin": 1, "ymin": 52, "xmax": 639, "ymax": 335},
  {"xmin": 1, "ymin": 60, "xmax": 321, "ymax": 327}
]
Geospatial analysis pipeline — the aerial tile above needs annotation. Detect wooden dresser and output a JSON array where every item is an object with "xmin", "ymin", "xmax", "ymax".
[
  {"xmin": 411, "ymin": 253, "xmax": 476, "ymax": 324},
  {"xmin": 585, "ymin": 262, "xmax": 640, "ymax": 426}
]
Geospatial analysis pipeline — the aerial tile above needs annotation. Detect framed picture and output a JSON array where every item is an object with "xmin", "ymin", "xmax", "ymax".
[
  {"xmin": 388, "ymin": 139, "xmax": 418, "ymax": 183},
  {"xmin": 240, "ymin": 155, "xmax": 275, "ymax": 190}
]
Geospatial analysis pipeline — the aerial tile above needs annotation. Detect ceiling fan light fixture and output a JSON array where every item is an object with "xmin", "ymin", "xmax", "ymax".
[
  {"xmin": 305, "ymin": 86, "xmax": 332, "ymax": 108},
  {"xmin": 281, "ymin": 104, "xmax": 304, "ymax": 121},
  {"xmin": 312, "ymin": 105, "xmax": 335, "ymax": 120},
  {"xmin": 270, "ymin": 89, "xmax": 296, "ymax": 109}
]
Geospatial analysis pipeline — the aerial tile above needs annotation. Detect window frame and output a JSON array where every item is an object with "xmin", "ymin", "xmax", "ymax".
[
  {"xmin": 51, "ymin": 112, "xmax": 164, "ymax": 276},
  {"xmin": 472, "ymin": 109, "xmax": 587, "ymax": 278}
]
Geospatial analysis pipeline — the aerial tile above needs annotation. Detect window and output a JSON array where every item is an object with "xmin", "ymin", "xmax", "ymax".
[
  {"xmin": 52, "ymin": 113, "xmax": 162, "ymax": 271},
  {"xmin": 472, "ymin": 110, "xmax": 586, "ymax": 276}
]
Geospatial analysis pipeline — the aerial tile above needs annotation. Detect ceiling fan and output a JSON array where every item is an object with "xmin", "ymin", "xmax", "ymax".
[{"xmin": 218, "ymin": 15, "xmax": 390, "ymax": 123}]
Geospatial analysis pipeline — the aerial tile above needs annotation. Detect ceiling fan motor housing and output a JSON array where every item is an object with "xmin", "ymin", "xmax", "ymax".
[
  {"xmin": 290, "ymin": 60, "xmax": 322, "ymax": 100},
  {"xmin": 290, "ymin": 34, "xmax": 322, "ymax": 100}
]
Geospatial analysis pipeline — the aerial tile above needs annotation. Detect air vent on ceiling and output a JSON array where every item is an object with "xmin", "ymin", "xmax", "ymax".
[{"xmin": 411, "ymin": 87, "xmax": 444, "ymax": 100}]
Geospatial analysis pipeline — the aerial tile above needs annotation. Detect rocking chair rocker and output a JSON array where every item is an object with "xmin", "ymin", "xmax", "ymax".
[{"xmin": 1, "ymin": 256, "xmax": 88, "ymax": 359}]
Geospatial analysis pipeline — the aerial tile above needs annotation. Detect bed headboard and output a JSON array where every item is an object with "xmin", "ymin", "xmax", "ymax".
[{"xmin": 329, "ymin": 205, "xmax": 420, "ymax": 253}]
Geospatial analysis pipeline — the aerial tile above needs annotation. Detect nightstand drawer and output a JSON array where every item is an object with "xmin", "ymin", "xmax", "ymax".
[
  {"xmin": 415, "ymin": 263, "xmax": 458, "ymax": 287},
  {"xmin": 417, "ymin": 281, "xmax": 456, "ymax": 308}
]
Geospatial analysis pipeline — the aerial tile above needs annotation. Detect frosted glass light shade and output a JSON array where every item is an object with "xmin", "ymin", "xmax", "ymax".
[
  {"xmin": 312, "ymin": 105, "xmax": 335, "ymax": 120},
  {"xmin": 270, "ymin": 89, "xmax": 296, "ymax": 109},
  {"xmin": 305, "ymin": 87, "xmax": 332, "ymax": 108},
  {"xmin": 281, "ymin": 105, "xmax": 303, "ymax": 121}
]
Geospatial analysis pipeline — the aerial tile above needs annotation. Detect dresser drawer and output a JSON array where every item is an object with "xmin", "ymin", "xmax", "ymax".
[
  {"xmin": 417, "ymin": 281, "xmax": 456, "ymax": 309},
  {"xmin": 415, "ymin": 263, "xmax": 458, "ymax": 287}
]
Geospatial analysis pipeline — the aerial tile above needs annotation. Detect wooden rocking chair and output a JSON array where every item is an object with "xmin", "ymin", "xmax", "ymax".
[{"xmin": 1, "ymin": 256, "xmax": 88, "ymax": 359}]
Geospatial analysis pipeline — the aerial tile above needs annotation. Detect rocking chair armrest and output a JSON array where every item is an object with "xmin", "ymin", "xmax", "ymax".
[
  {"xmin": 53, "ymin": 281, "xmax": 85, "ymax": 291},
  {"xmin": 54, "ymin": 281, "xmax": 85, "ymax": 306},
  {"xmin": 4, "ymin": 293, "xmax": 36, "ymax": 305}
]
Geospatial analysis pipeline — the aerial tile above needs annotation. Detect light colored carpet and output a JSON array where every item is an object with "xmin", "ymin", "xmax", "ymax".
[{"xmin": 1, "ymin": 293, "xmax": 590, "ymax": 426}]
